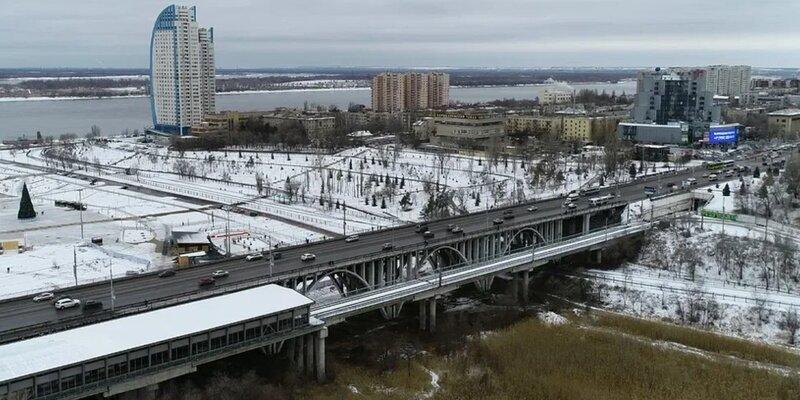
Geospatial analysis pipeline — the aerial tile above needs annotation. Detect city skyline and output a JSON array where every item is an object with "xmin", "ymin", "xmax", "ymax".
[{"xmin": 0, "ymin": 0, "xmax": 799, "ymax": 69}]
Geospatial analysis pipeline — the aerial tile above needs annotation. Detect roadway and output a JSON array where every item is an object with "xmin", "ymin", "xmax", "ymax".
[{"xmin": 0, "ymin": 153, "xmax": 773, "ymax": 338}]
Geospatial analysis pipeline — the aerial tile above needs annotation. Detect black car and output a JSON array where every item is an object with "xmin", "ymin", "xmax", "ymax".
[
  {"xmin": 272, "ymin": 252, "xmax": 282, "ymax": 260},
  {"xmin": 82, "ymin": 300, "xmax": 103, "ymax": 312},
  {"xmin": 382, "ymin": 243, "xmax": 394, "ymax": 251},
  {"xmin": 503, "ymin": 210, "xmax": 515, "ymax": 219},
  {"xmin": 415, "ymin": 224, "xmax": 429, "ymax": 233},
  {"xmin": 493, "ymin": 218, "xmax": 504, "ymax": 225},
  {"xmin": 158, "ymin": 270, "xmax": 176, "ymax": 278}
]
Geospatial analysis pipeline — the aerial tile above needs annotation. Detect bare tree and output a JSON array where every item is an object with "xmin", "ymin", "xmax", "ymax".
[{"xmin": 779, "ymin": 309, "xmax": 800, "ymax": 345}]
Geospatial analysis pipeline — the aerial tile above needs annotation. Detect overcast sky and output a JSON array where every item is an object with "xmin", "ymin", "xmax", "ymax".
[{"xmin": 1, "ymin": 0, "xmax": 798, "ymax": 69}]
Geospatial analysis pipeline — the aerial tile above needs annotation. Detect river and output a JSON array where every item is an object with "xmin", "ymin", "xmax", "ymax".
[{"xmin": 0, "ymin": 82, "xmax": 635, "ymax": 140}]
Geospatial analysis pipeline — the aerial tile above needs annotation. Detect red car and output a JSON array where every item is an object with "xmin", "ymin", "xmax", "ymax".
[{"xmin": 198, "ymin": 277, "xmax": 215, "ymax": 287}]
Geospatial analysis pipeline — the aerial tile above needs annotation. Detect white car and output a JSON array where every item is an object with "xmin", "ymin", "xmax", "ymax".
[
  {"xmin": 54, "ymin": 298, "xmax": 81, "ymax": 310},
  {"xmin": 345, "ymin": 235, "xmax": 360, "ymax": 243},
  {"xmin": 300, "ymin": 253, "xmax": 316, "ymax": 262},
  {"xmin": 527, "ymin": 206, "xmax": 538, "ymax": 212},
  {"xmin": 245, "ymin": 253, "xmax": 263, "ymax": 261},
  {"xmin": 212, "ymin": 270, "xmax": 230, "ymax": 278},
  {"xmin": 33, "ymin": 292, "xmax": 54, "ymax": 302}
]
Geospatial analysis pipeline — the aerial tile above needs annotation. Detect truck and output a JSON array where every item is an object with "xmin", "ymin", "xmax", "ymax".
[{"xmin": 588, "ymin": 195, "xmax": 616, "ymax": 207}]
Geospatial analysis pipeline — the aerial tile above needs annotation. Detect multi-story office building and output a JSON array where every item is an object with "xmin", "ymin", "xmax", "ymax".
[
  {"xmin": 150, "ymin": 5, "xmax": 215, "ymax": 134},
  {"xmin": 429, "ymin": 111, "xmax": 505, "ymax": 150},
  {"xmin": 371, "ymin": 72, "xmax": 449, "ymax": 112},
  {"xmin": 627, "ymin": 67, "xmax": 720, "ymax": 143}
]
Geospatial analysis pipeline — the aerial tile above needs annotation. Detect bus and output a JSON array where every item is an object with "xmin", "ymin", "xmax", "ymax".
[
  {"xmin": 704, "ymin": 159, "xmax": 734, "ymax": 171},
  {"xmin": 588, "ymin": 195, "xmax": 616, "ymax": 207},
  {"xmin": 580, "ymin": 187, "xmax": 601, "ymax": 197}
]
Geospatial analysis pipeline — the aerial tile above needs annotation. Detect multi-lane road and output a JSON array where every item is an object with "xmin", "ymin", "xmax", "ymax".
[{"xmin": 0, "ymin": 153, "xmax": 776, "ymax": 339}]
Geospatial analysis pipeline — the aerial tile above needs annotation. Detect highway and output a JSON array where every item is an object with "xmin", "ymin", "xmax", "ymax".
[{"xmin": 0, "ymin": 154, "xmax": 771, "ymax": 338}]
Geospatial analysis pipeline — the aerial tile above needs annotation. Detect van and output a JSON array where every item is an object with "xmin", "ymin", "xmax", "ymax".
[{"xmin": 708, "ymin": 174, "xmax": 718, "ymax": 182}]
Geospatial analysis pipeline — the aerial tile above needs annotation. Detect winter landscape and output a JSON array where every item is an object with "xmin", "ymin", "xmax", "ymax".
[{"xmin": 3, "ymin": 1, "xmax": 800, "ymax": 400}]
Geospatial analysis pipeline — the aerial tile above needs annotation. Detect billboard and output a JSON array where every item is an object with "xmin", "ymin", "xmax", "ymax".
[{"xmin": 708, "ymin": 125, "xmax": 739, "ymax": 144}]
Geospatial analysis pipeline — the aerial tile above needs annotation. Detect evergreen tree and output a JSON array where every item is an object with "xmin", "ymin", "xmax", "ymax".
[
  {"xmin": 18, "ymin": 182, "xmax": 36, "ymax": 219},
  {"xmin": 753, "ymin": 166, "xmax": 760, "ymax": 178},
  {"xmin": 372, "ymin": 195, "xmax": 377, "ymax": 206},
  {"xmin": 380, "ymin": 198, "xmax": 386, "ymax": 209},
  {"xmin": 629, "ymin": 163, "xmax": 637, "ymax": 179},
  {"xmin": 722, "ymin": 183, "xmax": 731, "ymax": 197}
]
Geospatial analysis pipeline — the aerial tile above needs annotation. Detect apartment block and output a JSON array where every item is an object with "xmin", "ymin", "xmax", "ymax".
[
  {"xmin": 150, "ymin": 5, "xmax": 215, "ymax": 134},
  {"xmin": 371, "ymin": 72, "xmax": 449, "ymax": 112}
]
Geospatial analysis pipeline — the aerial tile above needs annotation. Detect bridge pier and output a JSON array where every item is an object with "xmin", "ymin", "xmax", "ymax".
[
  {"xmin": 582, "ymin": 214, "xmax": 591, "ymax": 234},
  {"xmin": 475, "ymin": 276, "xmax": 493, "ymax": 293},
  {"xmin": 419, "ymin": 300, "xmax": 427, "ymax": 330},
  {"xmin": 591, "ymin": 249, "xmax": 603, "ymax": 265},
  {"xmin": 315, "ymin": 327, "xmax": 327, "ymax": 382},
  {"xmin": 520, "ymin": 270, "xmax": 530, "ymax": 304},
  {"xmin": 305, "ymin": 334, "xmax": 314, "ymax": 377},
  {"xmin": 428, "ymin": 297, "xmax": 437, "ymax": 332}
]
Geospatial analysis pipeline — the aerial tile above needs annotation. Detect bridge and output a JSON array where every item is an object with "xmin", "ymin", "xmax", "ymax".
[{"xmin": 0, "ymin": 155, "xmax": 755, "ymax": 399}]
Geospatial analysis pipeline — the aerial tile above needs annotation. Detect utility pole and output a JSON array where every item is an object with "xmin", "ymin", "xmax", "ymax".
[
  {"xmin": 73, "ymin": 246, "xmax": 78, "ymax": 286},
  {"xmin": 342, "ymin": 201, "xmax": 347, "ymax": 236},
  {"xmin": 78, "ymin": 188, "xmax": 85, "ymax": 240},
  {"xmin": 109, "ymin": 261, "xmax": 115, "ymax": 312},
  {"xmin": 268, "ymin": 236, "xmax": 274, "ymax": 279}
]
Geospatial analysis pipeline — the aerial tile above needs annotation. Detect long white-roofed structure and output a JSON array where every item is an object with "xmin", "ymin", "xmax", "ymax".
[{"xmin": 0, "ymin": 285, "xmax": 320, "ymax": 400}]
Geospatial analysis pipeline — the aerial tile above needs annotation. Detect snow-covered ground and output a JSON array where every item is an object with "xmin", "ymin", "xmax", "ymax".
[{"xmin": 589, "ymin": 206, "xmax": 800, "ymax": 346}]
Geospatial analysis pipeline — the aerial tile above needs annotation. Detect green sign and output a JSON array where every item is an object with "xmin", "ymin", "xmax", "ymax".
[{"xmin": 701, "ymin": 209, "xmax": 737, "ymax": 222}]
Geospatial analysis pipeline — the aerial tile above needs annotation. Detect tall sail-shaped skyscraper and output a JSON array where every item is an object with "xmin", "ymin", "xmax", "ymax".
[{"xmin": 150, "ymin": 5, "xmax": 215, "ymax": 134}]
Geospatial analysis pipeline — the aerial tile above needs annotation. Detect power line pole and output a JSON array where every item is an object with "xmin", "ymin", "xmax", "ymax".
[
  {"xmin": 109, "ymin": 261, "xmax": 115, "ymax": 312},
  {"xmin": 78, "ymin": 188, "xmax": 84, "ymax": 240}
]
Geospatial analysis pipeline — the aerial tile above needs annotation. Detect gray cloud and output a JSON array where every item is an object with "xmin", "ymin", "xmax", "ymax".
[{"xmin": 0, "ymin": 0, "xmax": 797, "ymax": 68}]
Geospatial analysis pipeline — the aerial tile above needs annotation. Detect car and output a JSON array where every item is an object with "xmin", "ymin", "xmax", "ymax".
[
  {"xmin": 567, "ymin": 192, "xmax": 580, "ymax": 201},
  {"xmin": 272, "ymin": 252, "xmax": 283, "ymax": 260},
  {"xmin": 198, "ymin": 277, "xmax": 215, "ymax": 287},
  {"xmin": 708, "ymin": 174, "xmax": 718, "ymax": 181},
  {"xmin": 345, "ymin": 235, "xmax": 360, "ymax": 243},
  {"xmin": 125, "ymin": 270, "xmax": 140, "ymax": 277},
  {"xmin": 158, "ymin": 270, "xmax": 176, "ymax": 278},
  {"xmin": 492, "ymin": 218, "xmax": 504, "ymax": 225},
  {"xmin": 33, "ymin": 292, "xmax": 54, "ymax": 302},
  {"xmin": 212, "ymin": 270, "xmax": 229, "ymax": 278},
  {"xmin": 82, "ymin": 300, "xmax": 103, "ymax": 312},
  {"xmin": 527, "ymin": 206, "xmax": 538, "ymax": 212},
  {"xmin": 300, "ymin": 253, "xmax": 316, "ymax": 262},
  {"xmin": 245, "ymin": 253, "xmax": 264, "ymax": 261},
  {"xmin": 382, "ymin": 243, "xmax": 394, "ymax": 251},
  {"xmin": 450, "ymin": 225, "xmax": 463, "ymax": 234},
  {"xmin": 686, "ymin": 178, "xmax": 698, "ymax": 186},
  {"xmin": 54, "ymin": 298, "xmax": 81, "ymax": 310},
  {"xmin": 423, "ymin": 231, "xmax": 434, "ymax": 239},
  {"xmin": 503, "ymin": 210, "xmax": 515, "ymax": 219},
  {"xmin": 567, "ymin": 203, "xmax": 578, "ymax": 209},
  {"xmin": 414, "ymin": 224, "xmax": 428, "ymax": 233}
]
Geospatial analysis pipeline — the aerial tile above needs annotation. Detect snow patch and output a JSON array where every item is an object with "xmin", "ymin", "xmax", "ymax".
[{"xmin": 538, "ymin": 311, "xmax": 568, "ymax": 326}]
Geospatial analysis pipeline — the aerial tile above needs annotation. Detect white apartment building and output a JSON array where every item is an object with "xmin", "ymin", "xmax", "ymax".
[
  {"xmin": 705, "ymin": 65, "xmax": 751, "ymax": 97},
  {"xmin": 150, "ymin": 5, "xmax": 215, "ymax": 134}
]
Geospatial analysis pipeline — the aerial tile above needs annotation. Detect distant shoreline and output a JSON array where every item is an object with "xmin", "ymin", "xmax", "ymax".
[{"xmin": 0, "ymin": 80, "xmax": 634, "ymax": 104}]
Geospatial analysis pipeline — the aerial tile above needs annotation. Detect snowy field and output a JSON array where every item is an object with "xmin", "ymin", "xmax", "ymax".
[
  {"xmin": 0, "ymin": 160, "xmax": 317, "ymax": 298},
  {"xmin": 5, "ymin": 138, "xmax": 690, "ymax": 237}
]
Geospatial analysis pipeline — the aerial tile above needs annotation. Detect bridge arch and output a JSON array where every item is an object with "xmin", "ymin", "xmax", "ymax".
[
  {"xmin": 305, "ymin": 268, "xmax": 371, "ymax": 297},
  {"xmin": 415, "ymin": 245, "xmax": 469, "ymax": 275},
  {"xmin": 503, "ymin": 227, "xmax": 546, "ymax": 255}
]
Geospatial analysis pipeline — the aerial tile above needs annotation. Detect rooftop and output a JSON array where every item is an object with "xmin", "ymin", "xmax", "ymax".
[
  {"xmin": 768, "ymin": 109, "xmax": 800, "ymax": 117},
  {"xmin": 0, "ymin": 285, "xmax": 313, "ymax": 383}
]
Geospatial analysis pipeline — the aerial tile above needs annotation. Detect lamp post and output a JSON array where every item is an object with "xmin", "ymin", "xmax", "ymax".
[{"xmin": 78, "ymin": 188, "xmax": 84, "ymax": 240}]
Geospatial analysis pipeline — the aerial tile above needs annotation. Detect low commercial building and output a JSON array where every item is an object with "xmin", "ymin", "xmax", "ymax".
[
  {"xmin": 261, "ymin": 110, "xmax": 336, "ymax": 137},
  {"xmin": 507, "ymin": 114, "xmax": 626, "ymax": 143},
  {"xmin": 429, "ymin": 111, "xmax": 506, "ymax": 150},
  {"xmin": 540, "ymin": 89, "xmax": 572, "ymax": 105},
  {"xmin": 618, "ymin": 122, "xmax": 688, "ymax": 145},
  {"xmin": 767, "ymin": 109, "xmax": 800, "ymax": 137}
]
